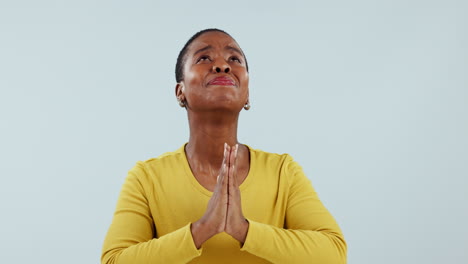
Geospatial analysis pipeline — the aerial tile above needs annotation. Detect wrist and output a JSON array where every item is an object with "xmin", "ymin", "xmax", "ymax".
[
  {"xmin": 191, "ymin": 219, "xmax": 218, "ymax": 249},
  {"xmin": 191, "ymin": 220, "xmax": 208, "ymax": 249},
  {"xmin": 231, "ymin": 218, "xmax": 249, "ymax": 243}
]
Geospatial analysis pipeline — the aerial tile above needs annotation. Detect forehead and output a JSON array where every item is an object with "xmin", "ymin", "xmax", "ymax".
[{"xmin": 187, "ymin": 31, "xmax": 241, "ymax": 54}]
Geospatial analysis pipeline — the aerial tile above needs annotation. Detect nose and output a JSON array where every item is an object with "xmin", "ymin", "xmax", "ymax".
[{"xmin": 212, "ymin": 60, "xmax": 231, "ymax": 74}]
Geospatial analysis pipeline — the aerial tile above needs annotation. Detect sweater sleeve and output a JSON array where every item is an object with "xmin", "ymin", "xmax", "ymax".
[
  {"xmin": 240, "ymin": 155, "xmax": 347, "ymax": 264},
  {"xmin": 101, "ymin": 162, "xmax": 202, "ymax": 264}
]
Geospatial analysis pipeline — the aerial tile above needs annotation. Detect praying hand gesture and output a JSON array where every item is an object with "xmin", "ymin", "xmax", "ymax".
[{"xmin": 191, "ymin": 143, "xmax": 249, "ymax": 248}]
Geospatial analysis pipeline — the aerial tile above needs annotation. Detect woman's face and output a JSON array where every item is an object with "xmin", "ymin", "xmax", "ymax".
[{"xmin": 177, "ymin": 31, "xmax": 249, "ymax": 112}]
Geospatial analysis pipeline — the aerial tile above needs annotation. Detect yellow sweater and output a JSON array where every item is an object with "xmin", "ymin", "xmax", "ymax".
[{"xmin": 102, "ymin": 144, "xmax": 347, "ymax": 264}]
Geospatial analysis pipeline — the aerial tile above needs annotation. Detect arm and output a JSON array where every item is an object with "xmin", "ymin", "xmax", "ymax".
[
  {"xmin": 240, "ymin": 155, "xmax": 347, "ymax": 264},
  {"xmin": 101, "ymin": 163, "xmax": 202, "ymax": 264}
]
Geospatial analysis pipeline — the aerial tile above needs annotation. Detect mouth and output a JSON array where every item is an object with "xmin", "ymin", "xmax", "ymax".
[{"xmin": 207, "ymin": 76, "xmax": 236, "ymax": 86}]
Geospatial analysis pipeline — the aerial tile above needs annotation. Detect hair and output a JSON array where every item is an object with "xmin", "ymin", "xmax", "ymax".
[{"xmin": 175, "ymin": 28, "xmax": 249, "ymax": 83}]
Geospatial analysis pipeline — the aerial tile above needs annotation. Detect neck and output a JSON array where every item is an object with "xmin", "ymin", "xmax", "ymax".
[{"xmin": 185, "ymin": 111, "xmax": 240, "ymax": 168}]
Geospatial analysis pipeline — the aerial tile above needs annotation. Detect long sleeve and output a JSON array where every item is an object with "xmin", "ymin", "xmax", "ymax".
[
  {"xmin": 240, "ymin": 155, "xmax": 347, "ymax": 264},
  {"xmin": 101, "ymin": 163, "xmax": 202, "ymax": 264}
]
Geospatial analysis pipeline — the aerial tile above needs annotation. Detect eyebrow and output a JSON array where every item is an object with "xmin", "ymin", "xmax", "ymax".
[
  {"xmin": 192, "ymin": 45, "xmax": 244, "ymax": 58},
  {"xmin": 225, "ymin": 45, "xmax": 243, "ymax": 56},
  {"xmin": 193, "ymin": 45, "xmax": 213, "ymax": 57}
]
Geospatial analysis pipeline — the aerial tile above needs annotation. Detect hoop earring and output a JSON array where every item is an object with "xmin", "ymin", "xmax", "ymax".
[
  {"xmin": 244, "ymin": 102, "xmax": 250, "ymax": 110},
  {"xmin": 178, "ymin": 98, "xmax": 186, "ymax": 107}
]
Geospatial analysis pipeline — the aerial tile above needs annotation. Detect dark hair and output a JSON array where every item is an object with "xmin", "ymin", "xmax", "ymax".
[{"xmin": 175, "ymin": 28, "xmax": 249, "ymax": 83}]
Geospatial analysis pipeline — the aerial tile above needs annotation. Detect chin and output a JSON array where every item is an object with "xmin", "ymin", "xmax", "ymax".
[{"xmin": 199, "ymin": 102, "xmax": 241, "ymax": 113}]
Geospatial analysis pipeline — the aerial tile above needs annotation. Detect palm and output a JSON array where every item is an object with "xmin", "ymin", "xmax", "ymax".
[
  {"xmin": 225, "ymin": 144, "xmax": 248, "ymax": 240},
  {"xmin": 193, "ymin": 144, "xmax": 249, "ymax": 247}
]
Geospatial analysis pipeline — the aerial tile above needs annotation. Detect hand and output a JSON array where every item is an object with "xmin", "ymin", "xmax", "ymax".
[
  {"xmin": 191, "ymin": 143, "xmax": 230, "ymax": 248},
  {"xmin": 191, "ymin": 143, "xmax": 249, "ymax": 248},
  {"xmin": 225, "ymin": 144, "xmax": 249, "ymax": 243}
]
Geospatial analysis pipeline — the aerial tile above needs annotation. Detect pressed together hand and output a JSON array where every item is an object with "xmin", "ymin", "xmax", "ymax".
[{"xmin": 191, "ymin": 143, "xmax": 249, "ymax": 249}]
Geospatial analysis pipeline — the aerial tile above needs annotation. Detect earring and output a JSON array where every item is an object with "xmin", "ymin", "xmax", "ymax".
[
  {"xmin": 178, "ymin": 98, "xmax": 185, "ymax": 107},
  {"xmin": 244, "ymin": 102, "xmax": 251, "ymax": 110}
]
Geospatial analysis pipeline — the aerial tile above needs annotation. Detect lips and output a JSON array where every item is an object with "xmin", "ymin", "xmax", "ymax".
[{"xmin": 207, "ymin": 76, "xmax": 236, "ymax": 86}]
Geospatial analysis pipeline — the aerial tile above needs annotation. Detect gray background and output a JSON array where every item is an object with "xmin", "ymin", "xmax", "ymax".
[{"xmin": 1, "ymin": 0, "xmax": 467, "ymax": 263}]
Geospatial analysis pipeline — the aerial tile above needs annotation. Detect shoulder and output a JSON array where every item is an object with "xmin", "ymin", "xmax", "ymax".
[
  {"xmin": 127, "ymin": 145, "xmax": 186, "ymax": 183},
  {"xmin": 248, "ymin": 145, "xmax": 302, "ymax": 176}
]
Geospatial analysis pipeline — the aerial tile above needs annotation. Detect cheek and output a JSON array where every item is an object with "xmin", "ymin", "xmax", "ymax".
[
  {"xmin": 243, "ymin": 72, "xmax": 249, "ymax": 84},
  {"xmin": 184, "ymin": 66, "xmax": 205, "ymax": 86},
  {"xmin": 183, "ymin": 67, "xmax": 196, "ymax": 83},
  {"xmin": 183, "ymin": 72, "xmax": 206, "ymax": 100},
  {"xmin": 240, "ymin": 72, "xmax": 249, "ymax": 89}
]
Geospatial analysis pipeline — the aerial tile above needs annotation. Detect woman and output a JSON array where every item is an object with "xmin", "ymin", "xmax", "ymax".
[{"xmin": 102, "ymin": 29, "xmax": 347, "ymax": 264}]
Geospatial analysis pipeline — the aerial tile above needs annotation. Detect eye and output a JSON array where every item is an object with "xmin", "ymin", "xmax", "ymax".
[
  {"xmin": 229, "ymin": 56, "xmax": 242, "ymax": 63},
  {"xmin": 196, "ymin": 55, "xmax": 211, "ymax": 63}
]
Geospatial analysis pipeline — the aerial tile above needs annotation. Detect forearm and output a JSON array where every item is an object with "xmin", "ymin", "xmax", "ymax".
[
  {"xmin": 240, "ymin": 220, "xmax": 347, "ymax": 264},
  {"xmin": 102, "ymin": 223, "xmax": 201, "ymax": 264}
]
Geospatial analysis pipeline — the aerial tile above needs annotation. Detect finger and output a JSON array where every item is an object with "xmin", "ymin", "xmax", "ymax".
[
  {"xmin": 229, "ymin": 144, "xmax": 236, "ymax": 169},
  {"xmin": 228, "ymin": 144, "xmax": 234, "ymax": 190},
  {"xmin": 215, "ymin": 143, "xmax": 229, "ymax": 190},
  {"xmin": 226, "ymin": 144, "xmax": 232, "ymax": 167},
  {"xmin": 222, "ymin": 144, "xmax": 232, "ymax": 188},
  {"xmin": 233, "ymin": 144, "xmax": 239, "ymax": 187},
  {"xmin": 223, "ymin": 143, "xmax": 231, "ymax": 191},
  {"xmin": 228, "ymin": 144, "xmax": 237, "ymax": 178},
  {"xmin": 214, "ymin": 163, "xmax": 227, "ymax": 193},
  {"xmin": 228, "ymin": 144, "xmax": 239, "ymax": 193}
]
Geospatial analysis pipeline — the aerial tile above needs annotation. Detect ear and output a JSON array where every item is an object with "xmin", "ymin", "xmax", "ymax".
[{"xmin": 175, "ymin": 82, "xmax": 185, "ymax": 100}]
